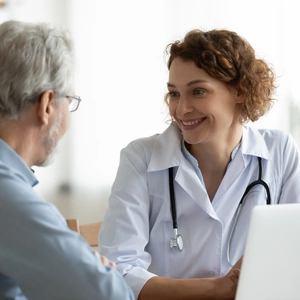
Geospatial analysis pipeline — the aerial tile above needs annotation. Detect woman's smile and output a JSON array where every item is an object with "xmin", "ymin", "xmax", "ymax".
[{"xmin": 180, "ymin": 118, "xmax": 206, "ymax": 130}]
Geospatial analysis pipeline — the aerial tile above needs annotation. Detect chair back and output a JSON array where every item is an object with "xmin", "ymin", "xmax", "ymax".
[{"xmin": 66, "ymin": 219, "xmax": 102, "ymax": 247}]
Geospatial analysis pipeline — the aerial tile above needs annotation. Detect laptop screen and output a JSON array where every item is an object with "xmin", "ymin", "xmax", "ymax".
[{"xmin": 235, "ymin": 203, "xmax": 300, "ymax": 300}]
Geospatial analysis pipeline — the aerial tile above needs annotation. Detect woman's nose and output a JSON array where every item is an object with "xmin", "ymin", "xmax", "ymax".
[{"xmin": 176, "ymin": 96, "xmax": 193, "ymax": 116}]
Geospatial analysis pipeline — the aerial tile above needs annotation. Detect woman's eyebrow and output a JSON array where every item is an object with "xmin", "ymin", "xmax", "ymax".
[
  {"xmin": 167, "ymin": 79, "xmax": 207, "ymax": 88},
  {"xmin": 187, "ymin": 79, "xmax": 207, "ymax": 87},
  {"xmin": 167, "ymin": 82, "xmax": 175, "ymax": 88}
]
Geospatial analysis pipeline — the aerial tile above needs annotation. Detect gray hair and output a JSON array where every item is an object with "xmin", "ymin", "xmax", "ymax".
[{"xmin": 0, "ymin": 20, "xmax": 75, "ymax": 121}]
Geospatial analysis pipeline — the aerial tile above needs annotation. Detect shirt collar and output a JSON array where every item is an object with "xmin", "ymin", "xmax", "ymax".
[{"xmin": 0, "ymin": 138, "xmax": 39, "ymax": 187}]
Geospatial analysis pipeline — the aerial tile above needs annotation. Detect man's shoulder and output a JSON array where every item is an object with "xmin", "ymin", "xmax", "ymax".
[
  {"xmin": 0, "ymin": 161, "xmax": 33, "ymax": 199},
  {"xmin": 0, "ymin": 163, "xmax": 56, "ymax": 224}
]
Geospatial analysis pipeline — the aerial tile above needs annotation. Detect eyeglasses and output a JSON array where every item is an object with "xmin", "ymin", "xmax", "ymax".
[{"xmin": 66, "ymin": 95, "xmax": 82, "ymax": 112}]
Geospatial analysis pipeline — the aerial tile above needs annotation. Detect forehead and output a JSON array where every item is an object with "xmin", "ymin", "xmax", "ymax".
[{"xmin": 168, "ymin": 58, "xmax": 217, "ymax": 87}]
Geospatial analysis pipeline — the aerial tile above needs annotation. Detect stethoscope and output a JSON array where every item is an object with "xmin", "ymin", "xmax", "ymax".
[
  {"xmin": 169, "ymin": 167, "xmax": 184, "ymax": 251},
  {"xmin": 168, "ymin": 157, "xmax": 271, "ymax": 260}
]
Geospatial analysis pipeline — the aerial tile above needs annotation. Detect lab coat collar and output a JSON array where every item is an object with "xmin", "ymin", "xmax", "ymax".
[
  {"xmin": 240, "ymin": 126, "xmax": 271, "ymax": 161},
  {"xmin": 147, "ymin": 122, "xmax": 183, "ymax": 172},
  {"xmin": 148, "ymin": 123, "xmax": 272, "ymax": 173}
]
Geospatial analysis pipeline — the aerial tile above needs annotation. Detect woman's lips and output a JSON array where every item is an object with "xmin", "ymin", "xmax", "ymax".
[{"xmin": 180, "ymin": 118, "xmax": 206, "ymax": 129}]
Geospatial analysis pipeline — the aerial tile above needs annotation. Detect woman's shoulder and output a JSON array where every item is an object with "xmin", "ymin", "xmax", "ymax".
[
  {"xmin": 125, "ymin": 123, "xmax": 180, "ymax": 151},
  {"xmin": 246, "ymin": 126, "xmax": 291, "ymax": 141},
  {"xmin": 125, "ymin": 132, "xmax": 160, "ymax": 152},
  {"xmin": 245, "ymin": 126, "xmax": 298, "ymax": 154}
]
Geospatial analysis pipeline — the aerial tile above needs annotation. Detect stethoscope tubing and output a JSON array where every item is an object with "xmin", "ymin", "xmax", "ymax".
[
  {"xmin": 227, "ymin": 157, "xmax": 271, "ymax": 266},
  {"xmin": 169, "ymin": 168, "xmax": 178, "ymax": 230},
  {"xmin": 169, "ymin": 156, "xmax": 271, "ymax": 259}
]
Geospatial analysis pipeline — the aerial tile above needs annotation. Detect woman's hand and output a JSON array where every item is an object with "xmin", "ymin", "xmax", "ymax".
[{"xmin": 214, "ymin": 257, "xmax": 242, "ymax": 299}]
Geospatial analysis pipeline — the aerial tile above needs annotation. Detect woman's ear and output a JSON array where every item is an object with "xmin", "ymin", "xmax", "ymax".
[
  {"xmin": 38, "ymin": 90, "xmax": 56, "ymax": 126},
  {"xmin": 236, "ymin": 90, "xmax": 245, "ymax": 104}
]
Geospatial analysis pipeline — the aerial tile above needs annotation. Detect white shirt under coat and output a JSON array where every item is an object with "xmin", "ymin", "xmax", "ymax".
[{"xmin": 99, "ymin": 122, "xmax": 300, "ymax": 299}]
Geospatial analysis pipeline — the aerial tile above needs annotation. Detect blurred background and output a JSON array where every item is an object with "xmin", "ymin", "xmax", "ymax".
[{"xmin": 1, "ymin": 0, "xmax": 299, "ymax": 224}]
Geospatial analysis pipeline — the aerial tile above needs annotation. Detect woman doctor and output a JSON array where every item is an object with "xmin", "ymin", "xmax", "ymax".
[{"xmin": 99, "ymin": 29, "xmax": 300, "ymax": 299}]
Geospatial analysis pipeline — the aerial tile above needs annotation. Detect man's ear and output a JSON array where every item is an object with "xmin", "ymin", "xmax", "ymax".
[{"xmin": 38, "ymin": 90, "xmax": 56, "ymax": 126}]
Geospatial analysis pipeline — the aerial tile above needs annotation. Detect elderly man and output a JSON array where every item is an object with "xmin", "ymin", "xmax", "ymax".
[{"xmin": 0, "ymin": 20, "xmax": 134, "ymax": 299}]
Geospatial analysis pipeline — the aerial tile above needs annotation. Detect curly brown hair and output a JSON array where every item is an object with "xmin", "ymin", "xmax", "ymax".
[{"xmin": 165, "ymin": 29, "xmax": 277, "ymax": 123}]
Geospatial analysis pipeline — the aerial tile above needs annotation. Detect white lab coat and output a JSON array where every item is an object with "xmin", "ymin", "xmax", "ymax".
[{"xmin": 99, "ymin": 122, "xmax": 300, "ymax": 299}]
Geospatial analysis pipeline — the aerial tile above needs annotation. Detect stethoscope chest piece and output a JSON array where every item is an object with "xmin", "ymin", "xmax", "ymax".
[{"xmin": 170, "ymin": 229, "xmax": 183, "ymax": 251}]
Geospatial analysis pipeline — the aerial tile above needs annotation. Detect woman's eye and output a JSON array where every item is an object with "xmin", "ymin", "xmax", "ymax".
[
  {"xmin": 194, "ymin": 89, "xmax": 205, "ymax": 96},
  {"xmin": 168, "ymin": 91, "xmax": 180, "ymax": 98}
]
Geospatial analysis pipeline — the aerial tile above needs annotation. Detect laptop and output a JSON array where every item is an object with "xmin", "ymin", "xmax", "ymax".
[{"xmin": 235, "ymin": 203, "xmax": 300, "ymax": 300}]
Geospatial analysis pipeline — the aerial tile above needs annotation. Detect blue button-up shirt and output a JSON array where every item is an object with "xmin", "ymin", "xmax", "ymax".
[{"xmin": 0, "ymin": 139, "xmax": 134, "ymax": 300}]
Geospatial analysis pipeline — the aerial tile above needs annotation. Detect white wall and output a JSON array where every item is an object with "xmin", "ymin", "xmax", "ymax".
[{"xmin": 1, "ymin": 0, "xmax": 300, "ymax": 224}]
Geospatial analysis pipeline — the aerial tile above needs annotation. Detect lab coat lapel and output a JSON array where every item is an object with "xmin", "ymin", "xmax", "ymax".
[
  {"xmin": 214, "ymin": 150, "xmax": 246, "ymax": 201},
  {"xmin": 213, "ymin": 126, "xmax": 270, "ymax": 207},
  {"xmin": 176, "ymin": 159, "xmax": 219, "ymax": 220}
]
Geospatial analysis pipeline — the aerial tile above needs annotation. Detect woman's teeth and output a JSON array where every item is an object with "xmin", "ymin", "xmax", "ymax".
[{"xmin": 182, "ymin": 120, "xmax": 199, "ymax": 126}]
